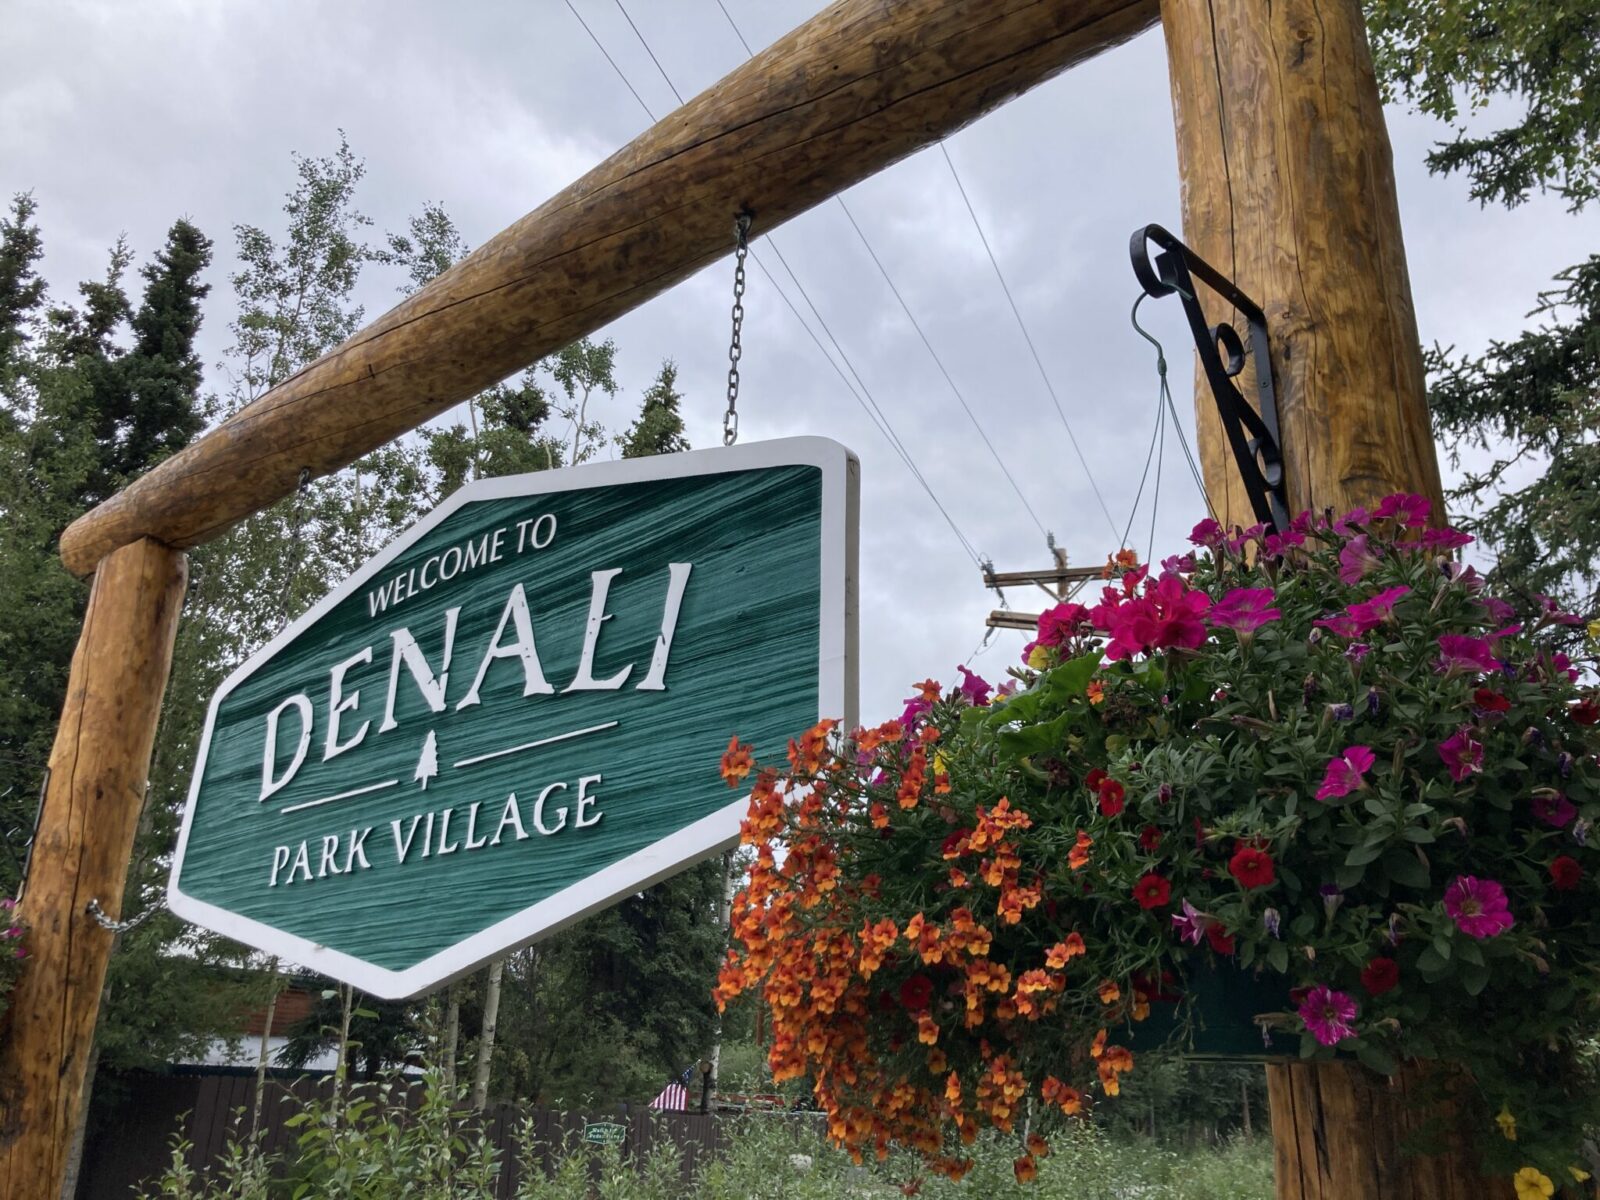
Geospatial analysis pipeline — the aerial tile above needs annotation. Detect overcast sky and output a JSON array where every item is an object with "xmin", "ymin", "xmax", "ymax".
[{"xmin": 3, "ymin": 0, "xmax": 1596, "ymax": 721}]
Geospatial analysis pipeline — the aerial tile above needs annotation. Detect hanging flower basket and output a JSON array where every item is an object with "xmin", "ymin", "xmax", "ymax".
[{"xmin": 715, "ymin": 496, "xmax": 1600, "ymax": 1192}]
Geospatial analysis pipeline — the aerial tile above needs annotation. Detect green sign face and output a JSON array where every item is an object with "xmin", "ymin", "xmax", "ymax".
[
  {"xmin": 169, "ymin": 439, "xmax": 857, "ymax": 998},
  {"xmin": 583, "ymin": 1122, "xmax": 628, "ymax": 1145}
]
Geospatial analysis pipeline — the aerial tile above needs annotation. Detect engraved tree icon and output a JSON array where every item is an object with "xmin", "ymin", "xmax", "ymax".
[{"xmin": 415, "ymin": 730, "xmax": 439, "ymax": 790}]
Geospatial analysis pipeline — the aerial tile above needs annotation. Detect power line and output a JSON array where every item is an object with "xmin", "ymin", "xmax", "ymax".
[
  {"xmin": 563, "ymin": 0, "xmax": 985, "ymax": 566},
  {"xmin": 937, "ymin": 142, "xmax": 1121, "ymax": 543},
  {"xmin": 693, "ymin": 0, "xmax": 1053, "ymax": 541}
]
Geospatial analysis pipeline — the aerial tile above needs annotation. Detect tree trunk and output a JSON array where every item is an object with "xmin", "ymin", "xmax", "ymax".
[
  {"xmin": 469, "ymin": 959, "xmax": 504, "ymax": 1110},
  {"xmin": 441, "ymin": 982, "xmax": 461, "ymax": 1094},
  {"xmin": 1161, "ymin": 0, "xmax": 1496, "ymax": 1192},
  {"xmin": 1160, "ymin": 0, "xmax": 1444, "ymax": 528},
  {"xmin": 251, "ymin": 964, "xmax": 282, "ymax": 1129},
  {"xmin": 0, "ymin": 538, "xmax": 187, "ymax": 1200},
  {"xmin": 1241, "ymin": 1073, "xmax": 1252, "ymax": 1140}
]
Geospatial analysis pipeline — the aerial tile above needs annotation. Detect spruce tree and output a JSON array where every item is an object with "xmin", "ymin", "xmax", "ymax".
[
  {"xmin": 619, "ymin": 360, "xmax": 690, "ymax": 459},
  {"xmin": 0, "ymin": 193, "xmax": 45, "ymax": 399}
]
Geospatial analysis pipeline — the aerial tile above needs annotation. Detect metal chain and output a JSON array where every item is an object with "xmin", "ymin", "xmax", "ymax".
[
  {"xmin": 723, "ymin": 212, "xmax": 752, "ymax": 446},
  {"xmin": 86, "ymin": 895, "xmax": 160, "ymax": 934}
]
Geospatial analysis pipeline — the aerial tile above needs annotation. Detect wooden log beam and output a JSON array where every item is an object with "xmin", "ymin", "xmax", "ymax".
[
  {"xmin": 0, "ymin": 538, "xmax": 187, "ymax": 1198},
  {"xmin": 1160, "ymin": 0, "xmax": 1444, "ymax": 530},
  {"xmin": 59, "ymin": 0, "xmax": 1158, "ymax": 577}
]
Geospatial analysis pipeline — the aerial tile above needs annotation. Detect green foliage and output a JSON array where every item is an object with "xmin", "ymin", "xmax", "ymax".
[
  {"xmin": 1427, "ymin": 255, "xmax": 1600, "ymax": 633},
  {"xmin": 1365, "ymin": 0, "xmax": 1600, "ymax": 210},
  {"xmin": 619, "ymin": 361, "xmax": 689, "ymax": 459}
]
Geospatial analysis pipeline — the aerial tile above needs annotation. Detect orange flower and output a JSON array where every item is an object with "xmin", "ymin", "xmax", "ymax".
[
  {"xmin": 1068, "ymin": 830, "xmax": 1094, "ymax": 871},
  {"xmin": 1086, "ymin": 679, "xmax": 1105, "ymax": 705},
  {"xmin": 1041, "ymin": 1075, "xmax": 1085, "ymax": 1115},
  {"xmin": 876, "ymin": 718, "xmax": 906, "ymax": 744},
  {"xmin": 1045, "ymin": 933, "xmax": 1086, "ymax": 968},
  {"xmin": 870, "ymin": 802, "xmax": 890, "ymax": 830},
  {"xmin": 1097, "ymin": 979, "xmax": 1122, "ymax": 1005},
  {"xmin": 1026, "ymin": 1132, "xmax": 1051, "ymax": 1158},
  {"xmin": 720, "ymin": 736, "xmax": 754, "ymax": 785},
  {"xmin": 947, "ymin": 867, "xmax": 969, "ymax": 888},
  {"xmin": 944, "ymin": 1072, "xmax": 962, "ymax": 1105},
  {"xmin": 916, "ymin": 678, "xmax": 942, "ymax": 702},
  {"xmin": 1013, "ymin": 1155, "xmax": 1037, "ymax": 1183},
  {"xmin": 916, "ymin": 1012, "xmax": 940, "ymax": 1045}
]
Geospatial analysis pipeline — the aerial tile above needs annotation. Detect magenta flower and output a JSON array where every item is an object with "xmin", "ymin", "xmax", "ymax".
[
  {"xmin": 1332, "ymin": 507, "xmax": 1370, "ymax": 535},
  {"xmin": 1263, "ymin": 530, "xmax": 1305, "ymax": 558},
  {"xmin": 1298, "ymin": 985, "xmax": 1359, "ymax": 1046},
  {"xmin": 3, "ymin": 926, "xmax": 19, "ymax": 938},
  {"xmin": 1443, "ymin": 875, "xmax": 1514, "ymax": 939},
  {"xmin": 1316, "ymin": 746, "xmax": 1376, "ymax": 801},
  {"xmin": 1171, "ymin": 899, "xmax": 1206, "ymax": 946},
  {"xmin": 1338, "ymin": 535, "xmax": 1381, "ymax": 585},
  {"xmin": 1315, "ymin": 614, "xmax": 1361, "ymax": 639},
  {"xmin": 1189, "ymin": 518, "xmax": 1225, "ymax": 548},
  {"xmin": 1477, "ymin": 596, "xmax": 1516, "ymax": 626},
  {"xmin": 1419, "ymin": 527, "xmax": 1473, "ymax": 551},
  {"xmin": 1438, "ymin": 728, "xmax": 1484, "ymax": 782},
  {"xmin": 1208, "ymin": 588, "xmax": 1282, "ymax": 635},
  {"xmin": 956, "ymin": 665, "xmax": 991, "ymax": 706},
  {"xmin": 1534, "ymin": 594, "xmax": 1583, "ymax": 627},
  {"xmin": 1374, "ymin": 492, "xmax": 1432, "ymax": 527},
  {"xmin": 1036, "ymin": 602, "xmax": 1089, "ymax": 648},
  {"xmin": 1531, "ymin": 793, "xmax": 1577, "ymax": 828},
  {"xmin": 0, "ymin": 898, "xmax": 14, "ymax": 910},
  {"xmin": 1094, "ymin": 572, "xmax": 1211, "ymax": 661},
  {"xmin": 1346, "ymin": 586, "xmax": 1411, "ymax": 633},
  {"xmin": 1436, "ymin": 634, "xmax": 1498, "ymax": 675}
]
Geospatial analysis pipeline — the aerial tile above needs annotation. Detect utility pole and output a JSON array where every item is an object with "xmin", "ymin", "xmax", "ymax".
[{"xmin": 1161, "ymin": 0, "xmax": 1490, "ymax": 1194}]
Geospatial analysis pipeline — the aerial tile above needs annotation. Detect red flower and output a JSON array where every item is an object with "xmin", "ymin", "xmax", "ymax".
[
  {"xmin": 1572, "ymin": 697, "xmax": 1600, "ymax": 726},
  {"xmin": 1098, "ymin": 779, "xmax": 1126, "ymax": 817},
  {"xmin": 1132, "ymin": 874, "xmax": 1171, "ymax": 909},
  {"xmin": 1138, "ymin": 825, "xmax": 1162, "ymax": 853},
  {"xmin": 1550, "ymin": 856, "xmax": 1583, "ymax": 891},
  {"xmin": 1228, "ymin": 844, "xmax": 1276, "ymax": 889},
  {"xmin": 1085, "ymin": 768, "xmax": 1107, "ymax": 792},
  {"xmin": 1204, "ymin": 924, "xmax": 1236, "ymax": 955},
  {"xmin": 1360, "ymin": 956, "xmax": 1399, "ymax": 996},
  {"xmin": 1473, "ymin": 688, "xmax": 1511, "ymax": 714},
  {"xmin": 899, "ymin": 973, "xmax": 935, "ymax": 1011}
]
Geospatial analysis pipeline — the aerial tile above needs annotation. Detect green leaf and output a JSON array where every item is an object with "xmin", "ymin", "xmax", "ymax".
[
  {"xmin": 1381, "ymin": 849, "xmax": 1430, "ymax": 888},
  {"xmin": 1401, "ymin": 826, "xmax": 1435, "ymax": 843},
  {"xmin": 1344, "ymin": 842, "xmax": 1385, "ymax": 866},
  {"xmin": 1354, "ymin": 1040, "xmax": 1399, "ymax": 1075},
  {"xmin": 1267, "ymin": 940, "xmax": 1290, "ymax": 974},
  {"xmin": 1459, "ymin": 961, "xmax": 1491, "ymax": 996}
]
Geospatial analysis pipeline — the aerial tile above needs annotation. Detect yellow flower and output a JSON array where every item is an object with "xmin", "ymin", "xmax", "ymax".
[
  {"xmin": 1588, "ymin": 618, "xmax": 1600, "ymax": 642},
  {"xmin": 1496, "ymin": 1104, "xmax": 1517, "ymax": 1142},
  {"xmin": 1027, "ymin": 644, "xmax": 1050, "ymax": 669},
  {"xmin": 1571, "ymin": 1166, "xmax": 1591, "ymax": 1183},
  {"xmin": 1514, "ymin": 1167, "xmax": 1554, "ymax": 1200}
]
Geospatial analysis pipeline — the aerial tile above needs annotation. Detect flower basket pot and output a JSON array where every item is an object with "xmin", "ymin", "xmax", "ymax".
[{"xmin": 1125, "ymin": 958, "xmax": 1294, "ymax": 1060}]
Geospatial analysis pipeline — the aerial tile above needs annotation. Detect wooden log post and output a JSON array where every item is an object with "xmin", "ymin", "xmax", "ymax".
[
  {"xmin": 0, "ymin": 539, "xmax": 187, "ymax": 1199},
  {"xmin": 1160, "ymin": 0, "xmax": 1495, "ymax": 1195}
]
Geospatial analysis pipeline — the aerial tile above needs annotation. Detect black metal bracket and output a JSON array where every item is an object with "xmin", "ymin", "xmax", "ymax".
[{"xmin": 1129, "ymin": 224, "xmax": 1289, "ymax": 534}]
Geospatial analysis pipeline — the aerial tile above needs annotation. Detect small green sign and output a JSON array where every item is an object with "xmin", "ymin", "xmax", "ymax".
[
  {"xmin": 583, "ymin": 1121, "xmax": 628, "ymax": 1146},
  {"xmin": 169, "ymin": 439, "xmax": 857, "ymax": 997}
]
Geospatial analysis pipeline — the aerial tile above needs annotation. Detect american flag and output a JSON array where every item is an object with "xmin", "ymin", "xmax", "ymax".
[{"xmin": 649, "ymin": 1066, "xmax": 696, "ymax": 1111}]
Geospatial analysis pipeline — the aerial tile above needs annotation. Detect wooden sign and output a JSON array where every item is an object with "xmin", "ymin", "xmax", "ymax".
[
  {"xmin": 168, "ymin": 438, "xmax": 857, "ymax": 998},
  {"xmin": 582, "ymin": 1121, "xmax": 628, "ymax": 1145}
]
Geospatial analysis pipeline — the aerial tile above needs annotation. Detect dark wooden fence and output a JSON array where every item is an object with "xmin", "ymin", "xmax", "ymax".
[{"xmin": 78, "ymin": 1071, "xmax": 815, "ymax": 1199}]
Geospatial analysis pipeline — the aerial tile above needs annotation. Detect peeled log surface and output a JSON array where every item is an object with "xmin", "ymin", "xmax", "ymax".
[
  {"xmin": 0, "ymin": 539, "xmax": 187, "ymax": 1199},
  {"xmin": 59, "ymin": 0, "xmax": 1158, "ymax": 577},
  {"xmin": 1160, "ymin": 0, "xmax": 1445, "ymax": 528},
  {"xmin": 1266, "ymin": 1062, "xmax": 1512, "ymax": 1199}
]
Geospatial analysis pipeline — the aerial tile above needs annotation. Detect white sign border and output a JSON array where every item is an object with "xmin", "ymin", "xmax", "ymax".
[{"xmin": 168, "ymin": 436, "xmax": 859, "ymax": 999}]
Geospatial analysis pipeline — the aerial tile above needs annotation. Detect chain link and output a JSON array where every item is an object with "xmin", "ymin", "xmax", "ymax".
[
  {"xmin": 86, "ymin": 895, "xmax": 160, "ymax": 934},
  {"xmin": 723, "ymin": 212, "xmax": 752, "ymax": 446}
]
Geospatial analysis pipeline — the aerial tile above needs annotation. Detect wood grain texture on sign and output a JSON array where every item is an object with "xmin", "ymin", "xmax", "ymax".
[
  {"xmin": 1160, "ymin": 0, "xmax": 1444, "ymax": 528},
  {"xmin": 59, "ymin": 0, "xmax": 1158, "ymax": 576},
  {"xmin": 0, "ymin": 539, "xmax": 187, "ymax": 1200},
  {"xmin": 170, "ymin": 442, "xmax": 854, "ymax": 997}
]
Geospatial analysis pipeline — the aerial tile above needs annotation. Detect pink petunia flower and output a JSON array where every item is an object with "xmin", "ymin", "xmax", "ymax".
[
  {"xmin": 1171, "ymin": 899, "xmax": 1206, "ymax": 946},
  {"xmin": 1264, "ymin": 530, "xmax": 1306, "ymax": 558},
  {"xmin": 1534, "ymin": 594, "xmax": 1584, "ymax": 627},
  {"xmin": 1037, "ymin": 602, "xmax": 1089, "ymax": 648},
  {"xmin": 1298, "ymin": 985, "xmax": 1359, "ymax": 1046},
  {"xmin": 1374, "ymin": 493, "xmax": 1432, "ymax": 528},
  {"xmin": 1443, "ymin": 875, "xmax": 1515, "ymax": 939},
  {"xmin": 1418, "ymin": 527, "xmax": 1473, "ymax": 551},
  {"xmin": 1316, "ymin": 746, "xmax": 1376, "ymax": 802},
  {"xmin": 956, "ymin": 665, "xmax": 991, "ymax": 706},
  {"xmin": 1314, "ymin": 614, "xmax": 1362, "ymax": 639},
  {"xmin": 1338, "ymin": 535, "xmax": 1381, "ymax": 585},
  {"xmin": 1531, "ymin": 793, "xmax": 1577, "ymax": 828},
  {"xmin": 1208, "ymin": 588, "xmax": 1282, "ymax": 635},
  {"xmin": 1332, "ymin": 507, "xmax": 1370, "ymax": 535},
  {"xmin": 1346, "ymin": 586, "xmax": 1411, "ymax": 633},
  {"xmin": 1189, "ymin": 519, "xmax": 1225, "ymax": 548},
  {"xmin": 1476, "ymin": 596, "xmax": 1517, "ymax": 626},
  {"xmin": 1438, "ymin": 729, "xmax": 1484, "ymax": 782},
  {"xmin": 1436, "ymin": 635, "xmax": 1498, "ymax": 675}
]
